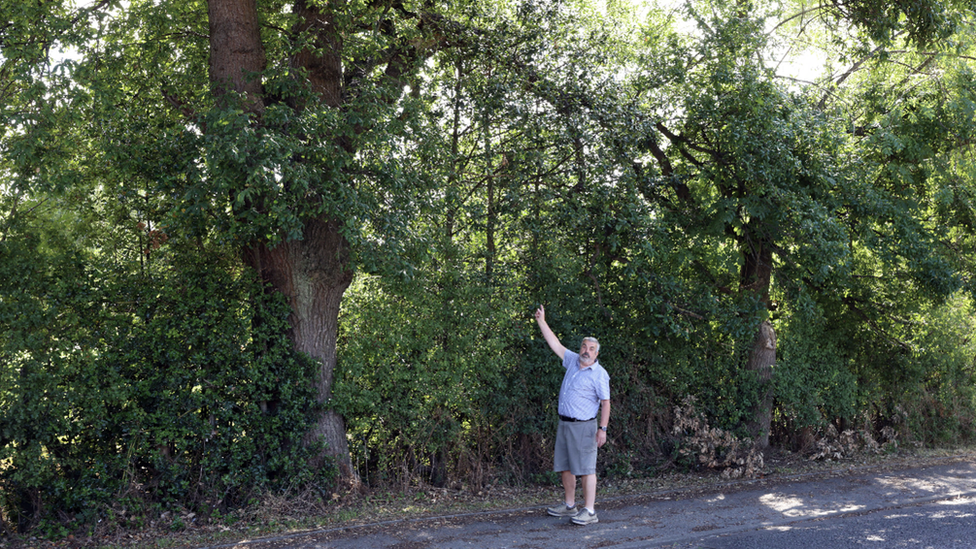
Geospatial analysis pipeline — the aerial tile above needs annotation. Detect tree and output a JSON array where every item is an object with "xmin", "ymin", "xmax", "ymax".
[
  {"xmin": 200, "ymin": 0, "xmax": 633, "ymax": 476},
  {"xmin": 624, "ymin": 0, "xmax": 976, "ymax": 445},
  {"xmin": 106, "ymin": 0, "xmax": 460, "ymax": 477}
]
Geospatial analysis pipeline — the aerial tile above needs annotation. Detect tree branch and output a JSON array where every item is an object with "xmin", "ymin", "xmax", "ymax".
[{"xmin": 842, "ymin": 296, "xmax": 911, "ymax": 350}]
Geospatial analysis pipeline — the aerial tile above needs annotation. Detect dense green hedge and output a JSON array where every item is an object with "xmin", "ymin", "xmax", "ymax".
[
  {"xmin": 335, "ymin": 270, "xmax": 976, "ymax": 486},
  {"xmin": 0, "ymin": 227, "xmax": 330, "ymax": 534},
  {"xmin": 3, "ymin": 198, "xmax": 974, "ymax": 535},
  {"xmin": 335, "ymin": 250, "xmax": 976, "ymax": 488}
]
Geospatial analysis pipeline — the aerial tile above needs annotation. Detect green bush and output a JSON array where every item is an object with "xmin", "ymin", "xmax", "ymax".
[
  {"xmin": 774, "ymin": 288, "xmax": 857, "ymax": 434},
  {"xmin": 0, "ymin": 228, "xmax": 331, "ymax": 533}
]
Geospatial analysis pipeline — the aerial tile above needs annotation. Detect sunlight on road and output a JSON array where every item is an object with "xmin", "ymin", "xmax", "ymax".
[
  {"xmin": 933, "ymin": 496, "xmax": 976, "ymax": 519},
  {"xmin": 875, "ymin": 472, "xmax": 976, "ymax": 498},
  {"xmin": 758, "ymin": 493, "xmax": 864, "ymax": 518},
  {"xmin": 937, "ymin": 496, "xmax": 976, "ymax": 506}
]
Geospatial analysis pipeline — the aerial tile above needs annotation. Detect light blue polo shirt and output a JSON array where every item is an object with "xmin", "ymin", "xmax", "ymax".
[{"xmin": 557, "ymin": 350, "xmax": 611, "ymax": 421}]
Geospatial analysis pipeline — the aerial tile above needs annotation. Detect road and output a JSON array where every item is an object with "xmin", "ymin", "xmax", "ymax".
[
  {"xmin": 203, "ymin": 457, "xmax": 976, "ymax": 549},
  {"xmin": 664, "ymin": 496, "xmax": 976, "ymax": 548}
]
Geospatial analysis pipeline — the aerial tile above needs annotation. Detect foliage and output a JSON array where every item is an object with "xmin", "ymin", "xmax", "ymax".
[
  {"xmin": 336, "ymin": 273, "xmax": 523, "ymax": 487},
  {"xmin": 773, "ymin": 288, "xmax": 857, "ymax": 431},
  {"xmin": 3, "ymin": 0, "xmax": 976, "ymax": 536},
  {"xmin": 333, "ymin": 0, "xmax": 976, "ymax": 489},
  {"xmin": 0, "ymin": 195, "xmax": 330, "ymax": 533}
]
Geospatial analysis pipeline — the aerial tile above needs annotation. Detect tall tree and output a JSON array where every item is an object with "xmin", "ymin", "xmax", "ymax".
[
  {"xmin": 202, "ymin": 0, "xmax": 450, "ymax": 476},
  {"xmin": 626, "ymin": 0, "xmax": 976, "ymax": 445}
]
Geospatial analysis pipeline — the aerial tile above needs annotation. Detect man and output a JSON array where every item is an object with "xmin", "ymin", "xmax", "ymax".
[{"xmin": 534, "ymin": 305, "xmax": 611, "ymax": 525}]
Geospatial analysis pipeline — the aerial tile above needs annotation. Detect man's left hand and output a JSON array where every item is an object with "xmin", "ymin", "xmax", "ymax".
[{"xmin": 597, "ymin": 429, "xmax": 607, "ymax": 448}]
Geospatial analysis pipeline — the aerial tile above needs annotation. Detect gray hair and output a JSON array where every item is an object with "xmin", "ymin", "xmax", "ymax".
[{"xmin": 582, "ymin": 336, "xmax": 600, "ymax": 353}]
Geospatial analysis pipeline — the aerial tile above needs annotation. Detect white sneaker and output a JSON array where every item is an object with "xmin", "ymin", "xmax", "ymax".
[
  {"xmin": 546, "ymin": 502, "xmax": 578, "ymax": 517},
  {"xmin": 571, "ymin": 508, "xmax": 598, "ymax": 525}
]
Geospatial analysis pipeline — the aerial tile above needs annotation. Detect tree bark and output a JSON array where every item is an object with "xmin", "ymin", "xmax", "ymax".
[
  {"xmin": 208, "ymin": 0, "xmax": 266, "ymax": 113},
  {"xmin": 746, "ymin": 320, "xmax": 775, "ymax": 448},
  {"xmin": 738, "ymin": 224, "xmax": 773, "ymax": 306},
  {"xmin": 739, "ymin": 223, "xmax": 775, "ymax": 448},
  {"xmin": 291, "ymin": 0, "xmax": 343, "ymax": 109},
  {"xmin": 243, "ymin": 218, "xmax": 355, "ymax": 475}
]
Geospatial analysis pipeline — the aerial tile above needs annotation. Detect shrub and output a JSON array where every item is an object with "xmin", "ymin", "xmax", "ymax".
[{"xmin": 0, "ymin": 235, "xmax": 331, "ymax": 532}]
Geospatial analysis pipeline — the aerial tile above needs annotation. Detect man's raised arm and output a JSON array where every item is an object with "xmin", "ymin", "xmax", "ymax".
[{"xmin": 535, "ymin": 305, "xmax": 567, "ymax": 359}]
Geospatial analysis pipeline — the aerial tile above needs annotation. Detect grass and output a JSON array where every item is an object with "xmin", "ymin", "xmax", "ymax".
[{"xmin": 2, "ymin": 444, "xmax": 974, "ymax": 549}]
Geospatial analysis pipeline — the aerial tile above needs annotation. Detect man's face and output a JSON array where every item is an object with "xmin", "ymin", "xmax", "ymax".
[{"xmin": 579, "ymin": 340, "xmax": 599, "ymax": 366}]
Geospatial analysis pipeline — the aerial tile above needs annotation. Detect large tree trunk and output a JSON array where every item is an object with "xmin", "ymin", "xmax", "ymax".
[
  {"xmin": 244, "ymin": 218, "xmax": 355, "ymax": 476},
  {"xmin": 746, "ymin": 321, "xmax": 776, "ymax": 448},
  {"xmin": 739, "ymin": 224, "xmax": 776, "ymax": 449},
  {"xmin": 739, "ymin": 224, "xmax": 773, "ymax": 306}
]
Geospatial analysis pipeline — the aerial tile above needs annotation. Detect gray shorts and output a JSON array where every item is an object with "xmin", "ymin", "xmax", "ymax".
[{"xmin": 553, "ymin": 419, "xmax": 598, "ymax": 476}]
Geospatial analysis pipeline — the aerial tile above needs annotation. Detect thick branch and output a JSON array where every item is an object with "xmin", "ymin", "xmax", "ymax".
[{"xmin": 209, "ymin": 0, "xmax": 267, "ymax": 113}]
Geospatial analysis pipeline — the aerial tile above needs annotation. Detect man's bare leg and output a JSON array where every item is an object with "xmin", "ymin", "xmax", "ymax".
[
  {"xmin": 562, "ymin": 470, "xmax": 577, "ymax": 506},
  {"xmin": 582, "ymin": 473, "xmax": 597, "ymax": 511}
]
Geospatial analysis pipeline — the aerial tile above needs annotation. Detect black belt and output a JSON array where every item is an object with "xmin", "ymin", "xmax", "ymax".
[{"xmin": 559, "ymin": 414, "xmax": 596, "ymax": 423}]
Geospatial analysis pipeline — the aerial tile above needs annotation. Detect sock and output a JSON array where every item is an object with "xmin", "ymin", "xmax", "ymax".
[{"xmin": 585, "ymin": 507, "xmax": 595, "ymax": 514}]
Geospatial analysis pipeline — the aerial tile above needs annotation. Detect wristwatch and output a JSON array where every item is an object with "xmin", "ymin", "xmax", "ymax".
[{"xmin": 599, "ymin": 426, "xmax": 607, "ymax": 432}]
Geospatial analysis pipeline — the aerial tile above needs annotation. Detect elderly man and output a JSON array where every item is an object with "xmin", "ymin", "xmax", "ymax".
[{"xmin": 534, "ymin": 305, "xmax": 611, "ymax": 525}]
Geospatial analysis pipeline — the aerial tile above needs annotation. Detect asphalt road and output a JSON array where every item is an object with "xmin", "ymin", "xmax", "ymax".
[
  {"xmin": 205, "ymin": 457, "xmax": 976, "ymax": 549},
  {"xmin": 663, "ymin": 496, "xmax": 976, "ymax": 548}
]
